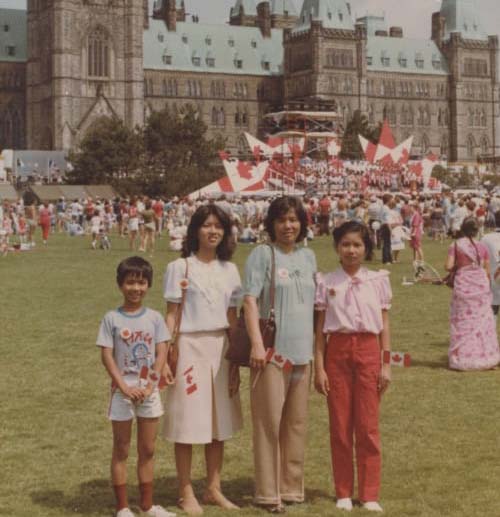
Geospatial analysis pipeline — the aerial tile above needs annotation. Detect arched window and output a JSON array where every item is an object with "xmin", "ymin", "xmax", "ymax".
[
  {"xmin": 421, "ymin": 134, "xmax": 430, "ymax": 154},
  {"xmin": 480, "ymin": 136, "xmax": 489, "ymax": 155},
  {"xmin": 440, "ymin": 135, "xmax": 448, "ymax": 158},
  {"xmin": 481, "ymin": 110, "xmax": 487, "ymax": 127},
  {"xmin": 368, "ymin": 105, "xmax": 374, "ymax": 124},
  {"xmin": 475, "ymin": 109, "xmax": 481, "ymax": 127},
  {"xmin": 237, "ymin": 134, "xmax": 247, "ymax": 155},
  {"xmin": 408, "ymin": 106, "xmax": 414, "ymax": 125},
  {"xmin": 468, "ymin": 109, "xmax": 474, "ymax": 127},
  {"xmin": 211, "ymin": 106, "xmax": 218, "ymax": 126},
  {"xmin": 88, "ymin": 27, "xmax": 109, "ymax": 78},
  {"xmin": 467, "ymin": 135, "xmax": 476, "ymax": 158},
  {"xmin": 218, "ymin": 108, "xmax": 225, "ymax": 127}
]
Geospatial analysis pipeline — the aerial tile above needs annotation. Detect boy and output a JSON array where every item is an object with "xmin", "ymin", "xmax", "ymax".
[{"xmin": 97, "ymin": 256, "xmax": 175, "ymax": 517}]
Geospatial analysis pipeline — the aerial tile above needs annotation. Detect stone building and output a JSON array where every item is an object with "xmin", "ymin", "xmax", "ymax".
[{"xmin": 0, "ymin": 0, "xmax": 498, "ymax": 164}]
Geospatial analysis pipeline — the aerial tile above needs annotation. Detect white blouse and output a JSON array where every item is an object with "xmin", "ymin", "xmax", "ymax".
[{"xmin": 163, "ymin": 256, "xmax": 242, "ymax": 333}]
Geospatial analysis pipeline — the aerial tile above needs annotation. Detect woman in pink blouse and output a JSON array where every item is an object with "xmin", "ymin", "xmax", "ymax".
[
  {"xmin": 446, "ymin": 217, "xmax": 500, "ymax": 371},
  {"xmin": 314, "ymin": 221, "xmax": 392, "ymax": 513}
]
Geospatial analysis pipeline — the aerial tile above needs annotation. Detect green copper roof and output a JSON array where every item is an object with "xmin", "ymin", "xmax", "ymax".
[
  {"xmin": 270, "ymin": 0, "xmax": 298, "ymax": 16},
  {"xmin": 143, "ymin": 19, "xmax": 283, "ymax": 75},
  {"xmin": 294, "ymin": 0, "xmax": 354, "ymax": 32},
  {"xmin": 366, "ymin": 36, "xmax": 448, "ymax": 76},
  {"xmin": 0, "ymin": 9, "xmax": 26, "ymax": 62},
  {"xmin": 356, "ymin": 14, "xmax": 388, "ymax": 36},
  {"xmin": 230, "ymin": 0, "xmax": 258, "ymax": 17},
  {"xmin": 440, "ymin": 0, "xmax": 488, "ymax": 41}
]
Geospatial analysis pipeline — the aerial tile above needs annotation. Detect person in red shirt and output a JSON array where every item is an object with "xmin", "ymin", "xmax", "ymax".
[{"xmin": 152, "ymin": 198, "xmax": 164, "ymax": 236}]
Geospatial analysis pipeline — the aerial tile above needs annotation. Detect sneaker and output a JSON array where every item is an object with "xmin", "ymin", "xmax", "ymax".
[
  {"xmin": 363, "ymin": 501, "xmax": 383, "ymax": 512},
  {"xmin": 117, "ymin": 508, "xmax": 135, "ymax": 517},
  {"xmin": 142, "ymin": 505, "xmax": 176, "ymax": 517},
  {"xmin": 336, "ymin": 498, "xmax": 353, "ymax": 511}
]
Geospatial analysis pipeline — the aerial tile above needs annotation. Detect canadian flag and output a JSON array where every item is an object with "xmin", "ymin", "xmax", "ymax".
[
  {"xmin": 383, "ymin": 351, "xmax": 411, "ymax": 367},
  {"xmin": 265, "ymin": 348, "xmax": 293, "ymax": 372},
  {"xmin": 139, "ymin": 366, "xmax": 167, "ymax": 389}
]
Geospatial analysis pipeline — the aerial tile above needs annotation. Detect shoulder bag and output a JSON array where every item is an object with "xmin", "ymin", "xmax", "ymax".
[
  {"xmin": 442, "ymin": 242, "xmax": 458, "ymax": 288},
  {"xmin": 225, "ymin": 245, "xmax": 276, "ymax": 367}
]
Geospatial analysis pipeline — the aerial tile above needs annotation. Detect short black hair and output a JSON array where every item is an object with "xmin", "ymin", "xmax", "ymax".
[
  {"xmin": 116, "ymin": 256, "xmax": 153, "ymax": 287},
  {"xmin": 333, "ymin": 221, "xmax": 373, "ymax": 260},
  {"xmin": 460, "ymin": 217, "xmax": 479, "ymax": 238},
  {"xmin": 264, "ymin": 196, "xmax": 308, "ymax": 243},
  {"xmin": 182, "ymin": 204, "xmax": 235, "ymax": 260}
]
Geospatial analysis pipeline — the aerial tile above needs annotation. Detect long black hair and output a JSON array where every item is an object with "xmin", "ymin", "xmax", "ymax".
[
  {"xmin": 182, "ymin": 204, "xmax": 235, "ymax": 260},
  {"xmin": 333, "ymin": 221, "xmax": 374, "ymax": 261}
]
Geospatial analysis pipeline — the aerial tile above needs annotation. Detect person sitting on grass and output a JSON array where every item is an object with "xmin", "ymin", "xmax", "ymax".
[{"xmin": 97, "ymin": 256, "xmax": 176, "ymax": 517}]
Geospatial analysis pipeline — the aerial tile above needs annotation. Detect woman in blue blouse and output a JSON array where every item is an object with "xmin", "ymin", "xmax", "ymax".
[{"xmin": 243, "ymin": 196, "xmax": 317, "ymax": 514}]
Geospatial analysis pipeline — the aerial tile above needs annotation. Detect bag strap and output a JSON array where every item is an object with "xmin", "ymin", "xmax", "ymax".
[
  {"xmin": 267, "ymin": 244, "xmax": 276, "ymax": 319},
  {"xmin": 172, "ymin": 258, "xmax": 189, "ymax": 342},
  {"xmin": 470, "ymin": 238, "xmax": 481, "ymax": 266}
]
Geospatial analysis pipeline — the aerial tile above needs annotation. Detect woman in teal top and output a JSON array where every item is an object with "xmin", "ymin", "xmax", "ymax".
[{"xmin": 243, "ymin": 196, "xmax": 316, "ymax": 513}]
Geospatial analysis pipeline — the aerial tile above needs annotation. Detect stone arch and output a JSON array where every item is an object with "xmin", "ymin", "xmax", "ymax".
[
  {"xmin": 480, "ymin": 135, "xmax": 489, "ymax": 156},
  {"xmin": 466, "ymin": 135, "xmax": 476, "ymax": 159}
]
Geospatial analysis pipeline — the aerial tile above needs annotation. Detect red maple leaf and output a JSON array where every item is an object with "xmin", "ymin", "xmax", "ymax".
[
  {"xmin": 393, "ymin": 354, "xmax": 402, "ymax": 363},
  {"xmin": 237, "ymin": 161, "xmax": 253, "ymax": 180}
]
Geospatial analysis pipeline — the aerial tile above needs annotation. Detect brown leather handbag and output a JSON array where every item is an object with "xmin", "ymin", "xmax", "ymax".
[
  {"xmin": 225, "ymin": 245, "xmax": 276, "ymax": 367},
  {"xmin": 166, "ymin": 258, "xmax": 188, "ymax": 376}
]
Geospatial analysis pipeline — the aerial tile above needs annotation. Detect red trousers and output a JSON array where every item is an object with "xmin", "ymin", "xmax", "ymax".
[
  {"xmin": 40, "ymin": 222, "xmax": 50, "ymax": 240},
  {"xmin": 325, "ymin": 332, "xmax": 381, "ymax": 501}
]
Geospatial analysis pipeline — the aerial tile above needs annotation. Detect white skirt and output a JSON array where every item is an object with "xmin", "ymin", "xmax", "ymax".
[{"xmin": 162, "ymin": 330, "xmax": 243, "ymax": 444}]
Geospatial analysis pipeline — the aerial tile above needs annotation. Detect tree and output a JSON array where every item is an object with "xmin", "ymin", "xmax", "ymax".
[
  {"xmin": 142, "ymin": 104, "xmax": 225, "ymax": 197},
  {"xmin": 67, "ymin": 116, "xmax": 143, "ymax": 185},
  {"xmin": 339, "ymin": 110, "xmax": 381, "ymax": 160}
]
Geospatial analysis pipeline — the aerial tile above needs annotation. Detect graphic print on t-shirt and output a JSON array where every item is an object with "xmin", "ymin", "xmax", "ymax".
[{"xmin": 121, "ymin": 329, "xmax": 153, "ymax": 375}]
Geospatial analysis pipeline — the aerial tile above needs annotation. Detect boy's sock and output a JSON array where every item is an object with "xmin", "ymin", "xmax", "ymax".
[
  {"xmin": 113, "ymin": 484, "xmax": 128, "ymax": 511},
  {"xmin": 139, "ymin": 482, "xmax": 153, "ymax": 511}
]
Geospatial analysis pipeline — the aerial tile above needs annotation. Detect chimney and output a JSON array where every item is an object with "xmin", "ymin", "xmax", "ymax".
[
  {"xmin": 389, "ymin": 26, "xmax": 403, "ymax": 38},
  {"xmin": 432, "ymin": 12, "xmax": 445, "ymax": 45},
  {"xmin": 257, "ymin": 1, "xmax": 271, "ymax": 38},
  {"xmin": 375, "ymin": 30, "xmax": 388, "ymax": 37},
  {"xmin": 143, "ymin": 0, "xmax": 149, "ymax": 29},
  {"xmin": 163, "ymin": 0, "xmax": 176, "ymax": 32}
]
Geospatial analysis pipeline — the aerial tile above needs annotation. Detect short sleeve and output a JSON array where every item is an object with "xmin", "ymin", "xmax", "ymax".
[
  {"xmin": 229, "ymin": 263, "xmax": 243, "ymax": 307},
  {"xmin": 163, "ymin": 259, "xmax": 185, "ymax": 303},
  {"xmin": 478, "ymin": 242, "xmax": 489, "ymax": 261},
  {"xmin": 96, "ymin": 313, "xmax": 114, "ymax": 348},
  {"xmin": 243, "ymin": 245, "xmax": 269, "ymax": 298},
  {"xmin": 376, "ymin": 272, "xmax": 392, "ymax": 311},
  {"xmin": 305, "ymin": 248, "xmax": 317, "ymax": 274},
  {"xmin": 153, "ymin": 311, "xmax": 171, "ymax": 344},
  {"xmin": 314, "ymin": 273, "xmax": 328, "ymax": 311}
]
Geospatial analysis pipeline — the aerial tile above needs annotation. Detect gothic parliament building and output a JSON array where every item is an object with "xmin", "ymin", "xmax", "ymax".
[{"xmin": 0, "ymin": 0, "xmax": 498, "ymax": 163}]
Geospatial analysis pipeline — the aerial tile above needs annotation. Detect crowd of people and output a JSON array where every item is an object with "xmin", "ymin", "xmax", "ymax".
[
  {"xmin": 3, "ymin": 187, "xmax": 500, "ymax": 516},
  {"xmin": 269, "ymin": 158, "xmax": 428, "ymax": 192}
]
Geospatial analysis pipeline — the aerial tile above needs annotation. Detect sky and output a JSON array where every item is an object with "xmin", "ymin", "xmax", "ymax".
[{"xmin": 1, "ymin": 0, "xmax": 498, "ymax": 40}]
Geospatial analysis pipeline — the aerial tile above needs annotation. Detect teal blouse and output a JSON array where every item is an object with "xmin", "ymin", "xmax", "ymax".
[{"xmin": 243, "ymin": 244, "xmax": 317, "ymax": 365}]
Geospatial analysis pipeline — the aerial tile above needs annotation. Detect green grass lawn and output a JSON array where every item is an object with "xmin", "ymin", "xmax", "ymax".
[{"xmin": 2, "ymin": 231, "xmax": 500, "ymax": 517}]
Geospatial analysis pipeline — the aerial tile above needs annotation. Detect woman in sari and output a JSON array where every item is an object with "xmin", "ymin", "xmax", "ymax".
[{"xmin": 446, "ymin": 217, "xmax": 500, "ymax": 371}]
